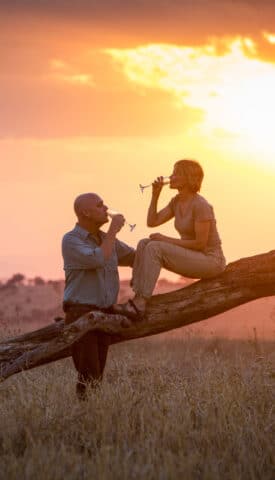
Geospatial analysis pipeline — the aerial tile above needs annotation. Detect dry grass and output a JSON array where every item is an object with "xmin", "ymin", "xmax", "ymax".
[{"xmin": 0, "ymin": 332, "xmax": 274, "ymax": 480}]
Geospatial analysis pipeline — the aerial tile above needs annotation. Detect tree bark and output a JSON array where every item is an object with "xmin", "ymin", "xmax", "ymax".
[{"xmin": 1, "ymin": 250, "xmax": 275, "ymax": 381}]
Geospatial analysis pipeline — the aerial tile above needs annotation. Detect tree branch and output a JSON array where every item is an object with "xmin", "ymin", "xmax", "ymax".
[{"xmin": 1, "ymin": 250, "xmax": 275, "ymax": 381}]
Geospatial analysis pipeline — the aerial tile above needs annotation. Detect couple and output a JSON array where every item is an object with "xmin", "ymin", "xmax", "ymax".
[{"xmin": 62, "ymin": 159, "xmax": 226, "ymax": 399}]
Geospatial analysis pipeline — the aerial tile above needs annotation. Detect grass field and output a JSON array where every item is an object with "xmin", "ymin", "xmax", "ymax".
[{"xmin": 0, "ymin": 331, "xmax": 274, "ymax": 480}]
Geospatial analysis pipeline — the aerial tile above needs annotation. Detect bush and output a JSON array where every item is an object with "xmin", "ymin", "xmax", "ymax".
[
  {"xmin": 33, "ymin": 276, "xmax": 45, "ymax": 286},
  {"xmin": 5, "ymin": 273, "xmax": 25, "ymax": 287}
]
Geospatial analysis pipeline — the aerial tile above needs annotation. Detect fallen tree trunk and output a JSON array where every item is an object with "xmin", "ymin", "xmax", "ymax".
[{"xmin": 1, "ymin": 250, "xmax": 275, "ymax": 381}]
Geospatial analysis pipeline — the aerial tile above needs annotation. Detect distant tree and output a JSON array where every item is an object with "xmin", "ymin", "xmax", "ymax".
[
  {"xmin": 6, "ymin": 273, "xmax": 25, "ymax": 287},
  {"xmin": 33, "ymin": 276, "xmax": 45, "ymax": 286}
]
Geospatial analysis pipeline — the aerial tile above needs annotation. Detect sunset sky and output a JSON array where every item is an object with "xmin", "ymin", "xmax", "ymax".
[{"xmin": 1, "ymin": 0, "xmax": 275, "ymax": 280}]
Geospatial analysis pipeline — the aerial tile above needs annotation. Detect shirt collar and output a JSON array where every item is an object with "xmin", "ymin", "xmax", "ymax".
[{"xmin": 74, "ymin": 224, "xmax": 106, "ymax": 241}]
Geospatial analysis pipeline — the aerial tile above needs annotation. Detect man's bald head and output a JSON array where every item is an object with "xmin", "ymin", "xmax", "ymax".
[
  {"xmin": 74, "ymin": 193, "xmax": 99, "ymax": 218},
  {"xmin": 73, "ymin": 193, "xmax": 108, "ymax": 228}
]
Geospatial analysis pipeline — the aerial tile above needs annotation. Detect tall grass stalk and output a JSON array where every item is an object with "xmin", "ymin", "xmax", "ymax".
[{"xmin": 0, "ymin": 335, "xmax": 274, "ymax": 479}]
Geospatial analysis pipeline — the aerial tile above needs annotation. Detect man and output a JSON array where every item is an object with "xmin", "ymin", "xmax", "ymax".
[{"xmin": 62, "ymin": 192, "xmax": 135, "ymax": 400}]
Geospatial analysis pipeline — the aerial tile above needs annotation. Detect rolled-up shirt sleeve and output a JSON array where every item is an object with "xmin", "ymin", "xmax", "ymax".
[
  {"xmin": 62, "ymin": 233, "xmax": 105, "ymax": 270},
  {"xmin": 115, "ymin": 239, "xmax": 135, "ymax": 267}
]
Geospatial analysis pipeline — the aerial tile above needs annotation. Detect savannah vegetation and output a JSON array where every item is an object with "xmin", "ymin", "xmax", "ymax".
[
  {"xmin": 0, "ymin": 323, "xmax": 274, "ymax": 480},
  {"xmin": 0, "ymin": 273, "xmax": 274, "ymax": 479}
]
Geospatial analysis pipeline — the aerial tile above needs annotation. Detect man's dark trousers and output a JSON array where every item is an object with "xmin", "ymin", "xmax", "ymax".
[{"xmin": 64, "ymin": 304, "xmax": 112, "ymax": 399}]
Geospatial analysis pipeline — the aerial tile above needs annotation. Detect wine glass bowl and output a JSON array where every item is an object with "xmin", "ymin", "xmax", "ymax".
[
  {"xmin": 139, "ymin": 176, "xmax": 170, "ymax": 193},
  {"xmin": 108, "ymin": 209, "xmax": 136, "ymax": 232},
  {"xmin": 139, "ymin": 183, "xmax": 147, "ymax": 194}
]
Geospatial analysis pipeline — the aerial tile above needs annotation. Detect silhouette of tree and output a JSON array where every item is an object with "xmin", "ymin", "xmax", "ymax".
[
  {"xmin": 6, "ymin": 273, "xmax": 25, "ymax": 287},
  {"xmin": 33, "ymin": 276, "xmax": 45, "ymax": 286}
]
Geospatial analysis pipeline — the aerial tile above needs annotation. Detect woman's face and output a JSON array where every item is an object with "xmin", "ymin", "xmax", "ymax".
[{"xmin": 169, "ymin": 165, "xmax": 188, "ymax": 190}]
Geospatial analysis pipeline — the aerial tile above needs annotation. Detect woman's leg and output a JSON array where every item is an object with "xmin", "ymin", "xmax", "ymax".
[
  {"xmin": 132, "ymin": 240, "xmax": 225, "ymax": 298},
  {"xmin": 131, "ymin": 238, "xmax": 151, "ymax": 292},
  {"xmin": 160, "ymin": 242, "xmax": 225, "ymax": 278},
  {"xmin": 131, "ymin": 239, "xmax": 169, "ymax": 298}
]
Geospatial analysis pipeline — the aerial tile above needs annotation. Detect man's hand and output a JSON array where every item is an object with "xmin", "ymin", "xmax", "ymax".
[
  {"xmin": 109, "ymin": 214, "xmax": 125, "ymax": 235},
  {"xmin": 149, "ymin": 233, "xmax": 168, "ymax": 242},
  {"xmin": 102, "ymin": 214, "xmax": 125, "ymax": 260}
]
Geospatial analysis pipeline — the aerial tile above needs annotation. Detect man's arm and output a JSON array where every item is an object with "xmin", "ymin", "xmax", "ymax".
[
  {"xmin": 62, "ymin": 234, "xmax": 105, "ymax": 270},
  {"xmin": 116, "ymin": 239, "xmax": 136, "ymax": 267},
  {"xmin": 100, "ymin": 215, "xmax": 125, "ymax": 260},
  {"xmin": 62, "ymin": 216, "xmax": 125, "ymax": 270}
]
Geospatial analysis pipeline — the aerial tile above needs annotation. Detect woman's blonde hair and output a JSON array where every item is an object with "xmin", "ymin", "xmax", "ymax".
[{"xmin": 174, "ymin": 159, "xmax": 204, "ymax": 193}]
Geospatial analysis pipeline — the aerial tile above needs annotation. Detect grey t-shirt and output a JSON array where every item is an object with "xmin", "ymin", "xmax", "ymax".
[{"xmin": 168, "ymin": 193, "xmax": 224, "ymax": 256}]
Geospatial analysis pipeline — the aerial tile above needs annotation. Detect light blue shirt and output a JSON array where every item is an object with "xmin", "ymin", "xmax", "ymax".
[{"xmin": 62, "ymin": 224, "xmax": 135, "ymax": 308}]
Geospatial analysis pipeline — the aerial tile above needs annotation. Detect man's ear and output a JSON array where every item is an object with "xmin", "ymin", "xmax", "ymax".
[{"xmin": 82, "ymin": 209, "xmax": 90, "ymax": 218}]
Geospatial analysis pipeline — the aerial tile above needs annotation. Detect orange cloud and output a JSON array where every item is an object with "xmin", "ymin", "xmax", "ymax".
[
  {"xmin": 49, "ymin": 59, "xmax": 95, "ymax": 87},
  {"xmin": 52, "ymin": 72, "xmax": 95, "ymax": 87},
  {"xmin": 105, "ymin": 36, "xmax": 275, "ymax": 148}
]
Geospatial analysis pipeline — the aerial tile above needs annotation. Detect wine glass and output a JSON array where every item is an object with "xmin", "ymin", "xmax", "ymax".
[
  {"xmin": 108, "ymin": 209, "xmax": 136, "ymax": 232},
  {"xmin": 139, "ymin": 176, "xmax": 170, "ymax": 193}
]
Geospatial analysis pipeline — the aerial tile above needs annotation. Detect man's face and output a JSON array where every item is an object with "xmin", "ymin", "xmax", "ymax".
[{"xmin": 82, "ymin": 195, "xmax": 108, "ymax": 225}]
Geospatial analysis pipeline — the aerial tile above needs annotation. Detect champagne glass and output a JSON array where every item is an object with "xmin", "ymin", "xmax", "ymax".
[
  {"xmin": 108, "ymin": 209, "xmax": 136, "ymax": 232},
  {"xmin": 139, "ymin": 176, "xmax": 170, "ymax": 193}
]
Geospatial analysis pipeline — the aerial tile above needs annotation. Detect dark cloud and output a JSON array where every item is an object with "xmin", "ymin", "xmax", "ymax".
[
  {"xmin": 1, "ymin": 1, "xmax": 275, "ymax": 43},
  {"xmin": 0, "ymin": 0, "xmax": 270, "ymax": 17}
]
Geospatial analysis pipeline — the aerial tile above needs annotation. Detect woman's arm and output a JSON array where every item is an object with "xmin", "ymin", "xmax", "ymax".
[
  {"xmin": 147, "ymin": 203, "xmax": 174, "ymax": 227},
  {"xmin": 147, "ymin": 177, "xmax": 174, "ymax": 227},
  {"xmin": 149, "ymin": 220, "xmax": 211, "ymax": 251}
]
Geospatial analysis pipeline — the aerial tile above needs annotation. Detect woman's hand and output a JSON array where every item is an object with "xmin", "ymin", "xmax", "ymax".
[
  {"xmin": 152, "ymin": 176, "xmax": 165, "ymax": 196},
  {"xmin": 149, "ymin": 233, "xmax": 168, "ymax": 242}
]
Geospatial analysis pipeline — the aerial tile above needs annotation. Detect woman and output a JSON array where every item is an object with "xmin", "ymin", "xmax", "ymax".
[{"xmin": 116, "ymin": 159, "xmax": 226, "ymax": 317}]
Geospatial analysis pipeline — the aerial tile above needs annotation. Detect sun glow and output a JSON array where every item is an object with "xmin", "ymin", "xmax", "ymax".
[
  {"xmin": 106, "ymin": 38, "xmax": 275, "ymax": 163},
  {"xmin": 263, "ymin": 31, "xmax": 275, "ymax": 44}
]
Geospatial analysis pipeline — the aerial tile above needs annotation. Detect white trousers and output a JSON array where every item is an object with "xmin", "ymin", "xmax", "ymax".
[{"xmin": 132, "ymin": 238, "xmax": 226, "ymax": 298}]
